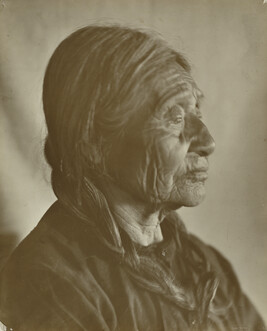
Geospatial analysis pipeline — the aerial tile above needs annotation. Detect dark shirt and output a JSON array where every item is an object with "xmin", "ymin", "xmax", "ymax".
[{"xmin": 0, "ymin": 202, "xmax": 265, "ymax": 330}]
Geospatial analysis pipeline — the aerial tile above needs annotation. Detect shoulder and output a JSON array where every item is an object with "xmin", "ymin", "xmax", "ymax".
[
  {"xmin": 1, "ymin": 201, "xmax": 108, "ymax": 273},
  {"xmin": 0, "ymin": 202, "xmax": 117, "ymax": 330},
  {"xmin": 0, "ymin": 202, "xmax": 88, "ymax": 278}
]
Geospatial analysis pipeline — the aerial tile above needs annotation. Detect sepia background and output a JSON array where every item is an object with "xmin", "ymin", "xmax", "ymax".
[{"xmin": 1, "ymin": 0, "xmax": 267, "ymax": 322}]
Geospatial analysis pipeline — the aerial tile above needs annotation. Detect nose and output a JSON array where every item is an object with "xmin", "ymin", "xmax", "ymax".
[{"xmin": 185, "ymin": 114, "xmax": 215, "ymax": 157}]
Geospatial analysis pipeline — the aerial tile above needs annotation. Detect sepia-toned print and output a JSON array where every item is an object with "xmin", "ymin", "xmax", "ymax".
[{"xmin": 0, "ymin": 1, "xmax": 266, "ymax": 330}]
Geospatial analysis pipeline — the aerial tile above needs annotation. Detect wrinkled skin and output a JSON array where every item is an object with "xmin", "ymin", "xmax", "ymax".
[{"xmin": 108, "ymin": 64, "xmax": 215, "ymax": 210}]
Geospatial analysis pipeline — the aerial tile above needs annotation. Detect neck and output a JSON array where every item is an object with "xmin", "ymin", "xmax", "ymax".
[{"xmin": 104, "ymin": 182, "xmax": 165, "ymax": 246}]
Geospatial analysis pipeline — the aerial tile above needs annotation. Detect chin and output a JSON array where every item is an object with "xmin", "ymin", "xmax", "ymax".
[
  {"xmin": 171, "ymin": 181, "xmax": 207, "ymax": 208},
  {"xmin": 182, "ymin": 195, "xmax": 205, "ymax": 207}
]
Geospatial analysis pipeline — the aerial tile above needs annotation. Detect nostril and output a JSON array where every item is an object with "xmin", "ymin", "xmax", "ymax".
[
  {"xmin": 188, "ymin": 136, "xmax": 215, "ymax": 157},
  {"xmin": 202, "ymin": 139, "xmax": 215, "ymax": 156}
]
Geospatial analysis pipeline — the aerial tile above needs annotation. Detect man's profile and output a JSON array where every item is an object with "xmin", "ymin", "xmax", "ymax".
[{"xmin": 0, "ymin": 25, "xmax": 265, "ymax": 330}]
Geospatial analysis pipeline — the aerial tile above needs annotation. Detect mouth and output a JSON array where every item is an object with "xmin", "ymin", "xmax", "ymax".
[
  {"xmin": 185, "ymin": 156, "xmax": 209, "ymax": 182},
  {"xmin": 186, "ymin": 169, "xmax": 208, "ymax": 182}
]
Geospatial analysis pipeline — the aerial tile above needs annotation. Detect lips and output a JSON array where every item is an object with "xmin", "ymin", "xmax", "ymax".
[
  {"xmin": 184, "ymin": 156, "xmax": 209, "ymax": 181},
  {"xmin": 190, "ymin": 165, "xmax": 209, "ymax": 172},
  {"xmin": 188, "ymin": 170, "xmax": 208, "ymax": 181},
  {"xmin": 187, "ymin": 163, "xmax": 209, "ymax": 181}
]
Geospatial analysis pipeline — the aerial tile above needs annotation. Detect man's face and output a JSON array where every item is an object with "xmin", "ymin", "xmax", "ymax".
[{"xmin": 109, "ymin": 64, "xmax": 215, "ymax": 209}]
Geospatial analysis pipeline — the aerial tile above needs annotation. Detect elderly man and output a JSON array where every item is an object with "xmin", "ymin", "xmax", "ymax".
[{"xmin": 0, "ymin": 25, "xmax": 264, "ymax": 330}]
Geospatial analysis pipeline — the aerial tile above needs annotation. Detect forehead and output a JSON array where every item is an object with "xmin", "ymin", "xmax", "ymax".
[{"xmin": 152, "ymin": 64, "xmax": 203, "ymax": 109}]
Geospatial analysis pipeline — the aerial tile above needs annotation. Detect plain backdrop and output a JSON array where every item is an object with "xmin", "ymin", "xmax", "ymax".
[{"xmin": 1, "ymin": 0, "xmax": 267, "ymax": 323}]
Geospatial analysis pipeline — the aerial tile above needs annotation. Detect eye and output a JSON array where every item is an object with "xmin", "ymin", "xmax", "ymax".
[
  {"xmin": 194, "ymin": 101, "xmax": 203, "ymax": 119},
  {"xmin": 166, "ymin": 105, "xmax": 184, "ymax": 125},
  {"xmin": 172, "ymin": 114, "xmax": 183, "ymax": 124}
]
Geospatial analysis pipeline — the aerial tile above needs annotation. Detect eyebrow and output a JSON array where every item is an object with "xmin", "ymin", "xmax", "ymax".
[
  {"xmin": 155, "ymin": 89, "xmax": 183, "ymax": 110},
  {"xmin": 155, "ymin": 87, "xmax": 205, "ymax": 113}
]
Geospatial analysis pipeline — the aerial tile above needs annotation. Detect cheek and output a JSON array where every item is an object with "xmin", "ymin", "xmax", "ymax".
[
  {"xmin": 139, "ymin": 136, "xmax": 189, "ymax": 202},
  {"xmin": 154, "ymin": 136, "xmax": 188, "ymax": 175},
  {"xmin": 107, "ymin": 137, "xmax": 152, "ymax": 198},
  {"xmin": 107, "ymin": 133, "xmax": 191, "ymax": 204}
]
